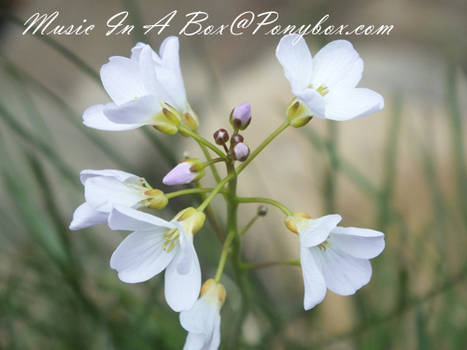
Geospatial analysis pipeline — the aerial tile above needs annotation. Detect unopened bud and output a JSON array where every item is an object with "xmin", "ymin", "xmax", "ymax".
[
  {"xmin": 213, "ymin": 128, "xmax": 229, "ymax": 145},
  {"xmin": 201, "ymin": 279, "xmax": 226, "ymax": 307},
  {"xmin": 144, "ymin": 189, "xmax": 168, "ymax": 210},
  {"xmin": 286, "ymin": 99, "xmax": 312, "ymax": 128},
  {"xmin": 230, "ymin": 102, "xmax": 252, "ymax": 130},
  {"xmin": 162, "ymin": 158, "xmax": 205, "ymax": 186},
  {"xmin": 257, "ymin": 205, "xmax": 268, "ymax": 217},
  {"xmin": 233, "ymin": 142, "xmax": 250, "ymax": 162},
  {"xmin": 231, "ymin": 134, "xmax": 244, "ymax": 145}
]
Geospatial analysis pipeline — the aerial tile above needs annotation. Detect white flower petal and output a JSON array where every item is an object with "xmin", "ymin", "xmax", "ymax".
[
  {"xmin": 80, "ymin": 169, "xmax": 138, "ymax": 186},
  {"xmin": 159, "ymin": 36, "xmax": 181, "ymax": 71},
  {"xmin": 300, "ymin": 246, "xmax": 327, "ymax": 310},
  {"xmin": 316, "ymin": 247, "xmax": 372, "ymax": 296},
  {"xmin": 69, "ymin": 202, "xmax": 107, "ymax": 230},
  {"xmin": 82, "ymin": 104, "xmax": 140, "ymax": 131},
  {"xmin": 100, "ymin": 56, "xmax": 147, "ymax": 105},
  {"xmin": 299, "ymin": 214, "xmax": 342, "ymax": 248},
  {"xmin": 294, "ymin": 88, "xmax": 326, "ymax": 119},
  {"xmin": 310, "ymin": 40, "xmax": 363, "ymax": 91},
  {"xmin": 164, "ymin": 230, "xmax": 201, "ymax": 311},
  {"xmin": 183, "ymin": 333, "xmax": 206, "ymax": 350},
  {"xmin": 103, "ymin": 95, "xmax": 161, "ymax": 127},
  {"xmin": 84, "ymin": 176, "xmax": 144, "ymax": 212},
  {"xmin": 110, "ymin": 230, "xmax": 175, "ymax": 283},
  {"xmin": 324, "ymin": 88, "xmax": 384, "ymax": 121},
  {"xmin": 180, "ymin": 298, "xmax": 220, "ymax": 350},
  {"xmin": 155, "ymin": 37, "xmax": 188, "ymax": 112},
  {"xmin": 328, "ymin": 227, "xmax": 385, "ymax": 259},
  {"xmin": 130, "ymin": 42, "xmax": 147, "ymax": 61},
  {"xmin": 138, "ymin": 44, "xmax": 160, "ymax": 94},
  {"xmin": 108, "ymin": 206, "xmax": 174, "ymax": 232},
  {"xmin": 276, "ymin": 34, "xmax": 313, "ymax": 92}
]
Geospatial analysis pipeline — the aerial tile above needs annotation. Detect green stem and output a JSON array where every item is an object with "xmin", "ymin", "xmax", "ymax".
[
  {"xmin": 236, "ymin": 120, "xmax": 290, "ymax": 175},
  {"xmin": 166, "ymin": 187, "xmax": 215, "ymax": 199},
  {"xmin": 197, "ymin": 174, "xmax": 233, "ymax": 212},
  {"xmin": 179, "ymin": 126, "xmax": 226, "ymax": 159},
  {"xmin": 214, "ymin": 228, "xmax": 235, "ymax": 282},
  {"xmin": 196, "ymin": 120, "xmax": 291, "ymax": 213},
  {"xmin": 198, "ymin": 141, "xmax": 222, "ymax": 183},
  {"xmin": 239, "ymin": 215, "xmax": 260, "ymax": 237},
  {"xmin": 241, "ymin": 259, "xmax": 300, "ymax": 270},
  {"xmin": 237, "ymin": 197, "xmax": 293, "ymax": 216}
]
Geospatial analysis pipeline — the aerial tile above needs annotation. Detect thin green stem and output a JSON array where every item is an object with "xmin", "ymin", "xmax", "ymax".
[
  {"xmin": 237, "ymin": 197, "xmax": 293, "ymax": 216},
  {"xmin": 166, "ymin": 187, "xmax": 215, "ymax": 199},
  {"xmin": 237, "ymin": 120, "xmax": 290, "ymax": 175},
  {"xmin": 197, "ymin": 120, "xmax": 291, "ymax": 213},
  {"xmin": 214, "ymin": 229, "xmax": 235, "ymax": 282},
  {"xmin": 239, "ymin": 215, "xmax": 260, "ymax": 237},
  {"xmin": 194, "ymin": 181, "xmax": 226, "ymax": 243},
  {"xmin": 197, "ymin": 174, "xmax": 233, "ymax": 212},
  {"xmin": 179, "ymin": 126, "xmax": 226, "ymax": 159},
  {"xmin": 241, "ymin": 259, "xmax": 300, "ymax": 270},
  {"xmin": 198, "ymin": 141, "xmax": 222, "ymax": 183}
]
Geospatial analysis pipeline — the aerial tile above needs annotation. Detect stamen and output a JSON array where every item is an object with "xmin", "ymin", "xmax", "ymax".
[
  {"xmin": 317, "ymin": 241, "xmax": 329, "ymax": 251},
  {"xmin": 316, "ymin": 85, "xmax": 329, "ymax": 96},
  {"xmin": 162, "ymin": 228, "xmax": 180, "ymax": 252}
]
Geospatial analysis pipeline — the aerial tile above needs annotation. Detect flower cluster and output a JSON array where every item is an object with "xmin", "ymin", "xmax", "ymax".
[{"xmin": 71, "ymin": 34, "xmax": 385, "ymax": 349}]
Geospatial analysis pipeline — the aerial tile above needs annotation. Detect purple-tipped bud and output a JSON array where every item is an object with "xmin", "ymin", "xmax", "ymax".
[
  {"xmin": 231, "ymin": 134, "xmax": 244, "ymax": 145},
  {"xmin": 230, "ymin": 102, "xmax": 251, "ymax": 130},
  {"xmin": 233, "ymin": 142, "xmax": 250, "ymax": 162},
  {"xmin": 163, "ymin": 158, "xmax": 205, "ymax": 186},
  {"xmin": 213, "ymin": 128, "xmax": 229, "ymax": 145}
]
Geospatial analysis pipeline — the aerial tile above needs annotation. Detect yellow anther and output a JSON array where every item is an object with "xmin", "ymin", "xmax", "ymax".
[
  {"xmin": 316, "ymin": 85, "xmax": 329, "ymax": 96},
  {"xmin": 317, "ymin": 241, "xmax": 329, "ymax": 251}
]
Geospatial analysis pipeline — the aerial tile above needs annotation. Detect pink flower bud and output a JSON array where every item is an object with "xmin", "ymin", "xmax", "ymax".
[
  {"xmin": 233, "ymin": 142, "xmax": 250, "ymax": 162},
  {"xmin": 230, "ymin": 102, "xmax": 251, "ymax": 130},
  {"xmin": 162, "ymin": 158, "xmax": 205, "ymax": 186}
]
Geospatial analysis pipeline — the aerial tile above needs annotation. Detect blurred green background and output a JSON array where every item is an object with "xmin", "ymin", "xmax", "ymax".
[{"xmin": 0, "ymin": 0, "xmax": 466, "ymax": 349}]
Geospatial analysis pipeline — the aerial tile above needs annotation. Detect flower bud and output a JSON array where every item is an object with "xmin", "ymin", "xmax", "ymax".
[
  {"xmin": 144, "ymin": 189, "xmax": 168, "ymax": 210},
  {"xmin": 213, "ymin": 128, "xmax": 229, "ymax": 145},
  {"xmin": 175, "ymin": 207, "xmax": 206, "ymax": 235},
  {"xmin": 286, "ymin": 99, "xmax": 312, "ymax": 128},
  {"xmin": 231, "ymin": 134, "xmax": 244, "ymax": 145},
  {"xmin": 153, "ymin": 103, "xmax": 181, "ymax": 134},
  {"xmin": 230, "ymin": 102, "xmax": 252, "ymax": 130},
  {"xmin": 257, "ymin": 205, "xmax": 268, "ymax": 217},
  {"xmin": 162, "ymin": 158, "xmax": 205, "ymax": 186},
  {"xmin": 232, "ymin": 142, "xmax": 250, "ymax": 162},
  {"xmin": 201, "ymin": 279, "xmax": 226, "ymax": 307}
]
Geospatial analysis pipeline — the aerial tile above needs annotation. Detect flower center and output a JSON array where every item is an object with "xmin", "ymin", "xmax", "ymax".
[
  {"xmin": 162, "ymin": 228, "xmax": 180, "ymax": 253},
  {"xmin": 317, "ymin": 240, "xmax": 329, "ymax": 251},
  {"xmin": 308, "ymin": 84, "xmax": 329, "ymax": 96}
]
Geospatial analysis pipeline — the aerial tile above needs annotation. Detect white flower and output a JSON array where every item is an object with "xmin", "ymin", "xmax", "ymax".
[
  {"xmin": 83, "ymin": 37, "xmax": 196, "ymax": 133},
  {"xmin": 276, "ymin": 34, "xmax": 384, "ymax": 121},
  {"xmin": 69, "ymin": 169, "xmax": 167, "ymax": 230},
  {"xmin": 180, "ymin": 279, "xmax": 225, "ymax": 350},
  {"xmin": 108, "ymin": 206, "xmax": 205, "ymax": 312},
  {"xmin": 285, "ymin": 213, "xmax": 385, "ymax": 310}
]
